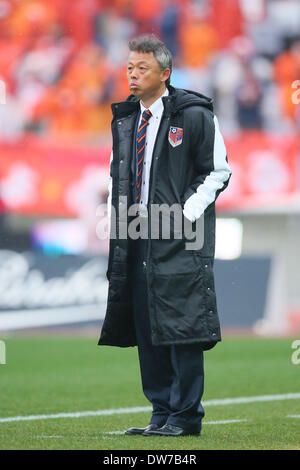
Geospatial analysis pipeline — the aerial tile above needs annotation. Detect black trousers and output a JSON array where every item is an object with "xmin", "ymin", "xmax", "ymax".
[{"xmin": 129, "ymin": 236, "xmax": 205, "ymax": 432}]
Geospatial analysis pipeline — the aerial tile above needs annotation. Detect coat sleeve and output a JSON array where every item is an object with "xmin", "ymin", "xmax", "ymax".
[{"xmin": 182, "ymin": 112, "xmax": 232, "ymax": 222}]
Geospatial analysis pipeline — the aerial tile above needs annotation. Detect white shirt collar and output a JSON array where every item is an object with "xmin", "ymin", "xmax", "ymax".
[{"xmin": 140, "ymin": 87, "xmax": 169, "ymax": 118}]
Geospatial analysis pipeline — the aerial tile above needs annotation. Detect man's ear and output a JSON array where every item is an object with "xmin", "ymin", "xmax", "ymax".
[{"xmin": 161, "ymin": 68, "xmax": 171, "ymax": 84}]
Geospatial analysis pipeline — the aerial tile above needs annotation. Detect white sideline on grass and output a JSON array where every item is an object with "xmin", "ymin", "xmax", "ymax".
[{"xmin": 0, "ymin": 392, "xmax": 299, "ymax": 424}]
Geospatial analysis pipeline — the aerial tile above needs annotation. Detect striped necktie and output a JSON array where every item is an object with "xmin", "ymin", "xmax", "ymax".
[{"xmin": 136, "ymin": 109, "xmax": 152, "ymax": 204}]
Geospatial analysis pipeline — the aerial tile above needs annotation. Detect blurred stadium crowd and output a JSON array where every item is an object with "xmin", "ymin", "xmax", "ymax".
[{"xmin": 0, "ymin": 0, "xmax": 300, "ymax": 143}]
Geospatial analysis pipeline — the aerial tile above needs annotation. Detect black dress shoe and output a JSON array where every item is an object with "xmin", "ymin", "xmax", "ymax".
[
  {"xmin": 125, "ymin": 423, "xmax": 161, "ymax": 435},
  {"xmin": 143, "ymin": 424, "xmax": 200, "ymax": 437}
]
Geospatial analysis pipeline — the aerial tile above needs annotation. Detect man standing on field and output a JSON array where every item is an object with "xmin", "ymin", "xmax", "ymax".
[{"xmin": 98, "ymin": 34, "xmax": 231, "ymax": 437}]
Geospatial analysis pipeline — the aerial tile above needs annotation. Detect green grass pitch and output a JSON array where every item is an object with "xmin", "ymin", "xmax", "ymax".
[{"xmin": 0, "ymin": 335, "xmax": 299, "ymax": 450}]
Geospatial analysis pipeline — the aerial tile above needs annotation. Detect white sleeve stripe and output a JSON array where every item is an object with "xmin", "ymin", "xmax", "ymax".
[{"xmin": 183, "ymin": 116, "xmax": 231, "ymax": 221}]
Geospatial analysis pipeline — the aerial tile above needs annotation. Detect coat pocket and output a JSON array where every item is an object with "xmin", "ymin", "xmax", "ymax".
[
  {"xmin": 152, "ymin": 269, "xmax": 207, "ymax": 342},
  {"xmin": 151, "ymin": 257, "xmax": 220, "ymax": 345}
]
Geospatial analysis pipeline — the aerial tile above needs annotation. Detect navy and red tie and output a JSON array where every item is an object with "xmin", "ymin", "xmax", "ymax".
[{"xmin": 136, "ymin": 109, "xmax": 152, "ymax": 204}]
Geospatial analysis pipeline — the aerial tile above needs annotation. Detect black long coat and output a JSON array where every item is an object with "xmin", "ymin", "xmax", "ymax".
[{"xmin": 98, "ymin": 86, "xmax": 231, "ymax": 350}]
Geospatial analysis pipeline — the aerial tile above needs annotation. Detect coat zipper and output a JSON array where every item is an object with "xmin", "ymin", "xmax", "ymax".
[{"xmin": 145, "ymin": 108, "xmax": 171, "ymax": 341}]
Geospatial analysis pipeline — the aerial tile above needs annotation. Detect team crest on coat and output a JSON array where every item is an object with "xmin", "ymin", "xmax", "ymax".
[{"xmin": 168, "ymin": 127, "xmax": 183, "ymax": 148}]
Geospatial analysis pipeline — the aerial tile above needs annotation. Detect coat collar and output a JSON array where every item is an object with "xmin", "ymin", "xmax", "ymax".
[{"xmin": 110, "ymin": 84, "xmax": 213, "ymax": 119}]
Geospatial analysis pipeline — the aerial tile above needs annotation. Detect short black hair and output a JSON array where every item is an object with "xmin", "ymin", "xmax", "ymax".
[{"xmin": 128, "ymin": 34, "xmax": 172, "ymax": 86}]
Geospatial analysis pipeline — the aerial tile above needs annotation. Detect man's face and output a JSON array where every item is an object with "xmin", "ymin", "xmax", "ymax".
[{"xmin": 127, "ymin": 51, "xmax": 169, "ymax": 102}]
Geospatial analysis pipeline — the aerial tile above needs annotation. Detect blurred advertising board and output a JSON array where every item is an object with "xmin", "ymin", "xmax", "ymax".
[
  {"xmin": 0, "ymin": 249, "xmax": 108, "ymax": 331},
  {"xmin": 0, "ymin": 135, "xmax": 111, "ymax": 217},
  {"xmin": 217, "ymin": 131, "xmax": 300, "ymax": 213}
]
